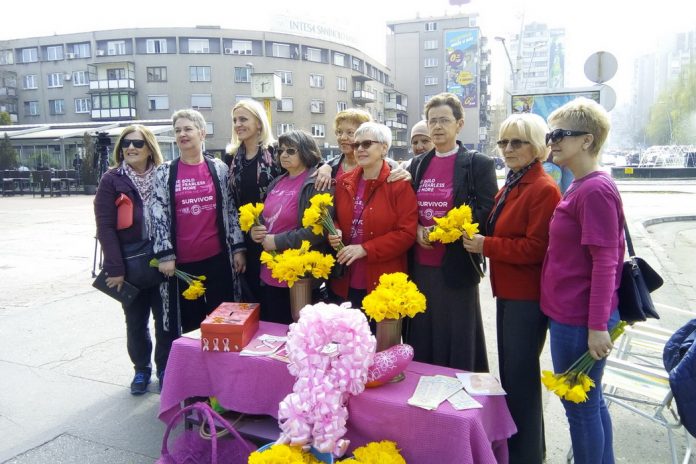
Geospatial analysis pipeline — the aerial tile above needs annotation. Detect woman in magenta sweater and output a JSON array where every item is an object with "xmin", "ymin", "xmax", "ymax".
[{"xmin": 463, "ymin": 113, "xmax": 560, "ymax": 464}]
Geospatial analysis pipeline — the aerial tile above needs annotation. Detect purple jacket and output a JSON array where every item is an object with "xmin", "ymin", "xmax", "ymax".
[{"xmin": 94, "ymin": 167, "xmax": 148, "ymax": 277}]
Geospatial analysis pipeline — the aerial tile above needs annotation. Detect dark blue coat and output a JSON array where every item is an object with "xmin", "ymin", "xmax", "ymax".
[{"xmin": 663, "ymin": 319, "xmax": 696, "ymax": 438}]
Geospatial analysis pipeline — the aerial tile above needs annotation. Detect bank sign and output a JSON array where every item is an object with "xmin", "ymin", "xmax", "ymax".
[{"xmin": 445, "ymin": 28, "xmax": 479, "ymax": 108}]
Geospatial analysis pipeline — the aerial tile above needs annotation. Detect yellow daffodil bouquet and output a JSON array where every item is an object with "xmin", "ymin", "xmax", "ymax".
[
  {"xmin": 338, "ymin": 440, "xmax": 406, "ymax": 464},
  {"xmin": 149, "ymin": 258, "xmax": 206, "ymax": 300},
  {"xmin": 302, "ymin": 193, "xmax": 345, "ymax": 250},
  {"xmin": 239, "ymin": 202, "xmax": 264, "ymax": 233},
  {"xmin": 427, "ymin": 204, "xmax": 484, "ymax": 278},
  {"xmin": 362, "ymin": 272, "xmax": 426, "ymax": 322},
  {"xmin": 248, "ymin": 443, "xmax": 321, "ymax": 464},
  {"xmin": 260, "ymin": 240, "xmax": 335, "ymax": 287},
  {"xmin": 542, "ymin": 321, "xmax": 627, "ymax": 403}
]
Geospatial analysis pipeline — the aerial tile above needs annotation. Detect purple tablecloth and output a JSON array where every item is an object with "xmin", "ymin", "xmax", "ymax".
[{"xmin": 159, "ymin": 322, "xmax": 516, "ymax": 463}]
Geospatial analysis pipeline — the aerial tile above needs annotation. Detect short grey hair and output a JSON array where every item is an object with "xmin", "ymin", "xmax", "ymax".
[
  {"xmin": 355, "ymin": 122, "xmax": 392, "ymax": 150},
  {"xmin": 172, "ymin": 108, "xmax": 207, "ymax": 131}
]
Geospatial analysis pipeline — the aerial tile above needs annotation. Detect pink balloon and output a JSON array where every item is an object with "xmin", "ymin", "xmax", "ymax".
[{"xmin": 366, "ymin": 344, "xmax": 414, "ymax": 387}]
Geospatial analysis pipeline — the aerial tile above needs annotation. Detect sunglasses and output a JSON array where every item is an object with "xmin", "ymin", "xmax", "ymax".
[
  {"xmin": 351, "ymin": 140, "xmax": 382, "ymax": 150},
  {"xmin": 122, "ymin": 139, "xmax": 146, "ymax": 149},
  {"xmin": 496, "ymin": 139, "xmax": 531, "ymax": 150},
  {"xmin": 277, "ymin": 147, "xmax": 298, "ymax": 156},
  {"xmin": 545, "ymin": 129, "xmax": 590, "ymax": 145}
]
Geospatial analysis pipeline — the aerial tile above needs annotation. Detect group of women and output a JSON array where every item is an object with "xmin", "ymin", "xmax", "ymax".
[{"xmin": 95, "ymin": 91, "xmax": 624, "ymax": 464}]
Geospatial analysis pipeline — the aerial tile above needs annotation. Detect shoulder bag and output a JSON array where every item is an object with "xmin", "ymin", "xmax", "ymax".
[{"xmin": 122, "ymin": 239, "xmax": 164, "ymax": 289}]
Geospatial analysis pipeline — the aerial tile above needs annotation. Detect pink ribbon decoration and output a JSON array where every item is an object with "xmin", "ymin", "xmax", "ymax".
[{"xmin": 277, "ymin": 302, "xmax": 376, "ymax": 456}]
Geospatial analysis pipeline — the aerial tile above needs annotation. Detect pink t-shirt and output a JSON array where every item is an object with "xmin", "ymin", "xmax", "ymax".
[
  {"xmin": 540, "ymin": 171, "xmax": 625, "ymax": 330},
  {"xmin": 415, "ymin": 153, "xmax": 457, "ymax": 266},
  {"xmin": 260, "ymin": 171, "xmax": 308, "ymax": 287},
  {"xmin": 174, "ymin": 161, "xmax": 222, "ymax": 264},
  {"xmin": 348, "ymin": 178, "xmax": 367, "ymax": 289}
]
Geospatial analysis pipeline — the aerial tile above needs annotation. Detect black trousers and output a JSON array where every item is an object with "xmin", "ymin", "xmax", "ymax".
[
  {"xmin": 123, "ymin": 284, "xmax": 173, "ymax": 375},
  {"xmin": 496, "ymin": 298, "xmax": 548, "ymax": 464},
  {"xmin": 242, "ymin": 236, "xmax": 263, "ymax": 303},
  {"xmin": 177, "ymin": 252, "xmax": 235, "ymax": 334}
]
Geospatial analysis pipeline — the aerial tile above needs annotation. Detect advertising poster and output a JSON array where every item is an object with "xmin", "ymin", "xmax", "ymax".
[
  {"xmin": 511, "ymin": 91, "xmax": 600, "ymax": 120},
  {"xmin": 445, "ymin": 29, "xmax": 479, "ymax": 108}
]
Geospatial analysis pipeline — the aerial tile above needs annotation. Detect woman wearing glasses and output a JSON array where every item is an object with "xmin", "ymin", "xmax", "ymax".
[
  {"xmin": 462, "ymin": 113, "xmax": 560, "ymax": 463},
  {"xmin": 541, "ymin": 98, "xmax": 624, "ymax": 464},
  {"xmin": 328, "ymin": 122, "xmax": 418, "ymax": 314},
  {"xmin": 405, "ymin": 92, "xmax": 498, "ymax": 372},
  {"xmin": 249, "ymin": 130, "xmax": 329, "ymax": 323},
  {"xmin": 95, "ymin": 125, "xmax": 170, "ymax": 395},
  {"xmin": 151, "ymin": 109, "xmax": 246, "ymax": 344}
]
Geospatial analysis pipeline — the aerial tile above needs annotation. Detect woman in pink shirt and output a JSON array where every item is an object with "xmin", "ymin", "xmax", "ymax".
[{"xmin": 540, "ymin": 98, "xmax": 624, "ymax": 464}]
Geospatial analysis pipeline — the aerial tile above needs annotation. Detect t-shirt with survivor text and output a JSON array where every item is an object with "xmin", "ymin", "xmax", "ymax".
[
  {"xmin": 175, "ymin": 161, "xmax": 222, "ymax": 264},
  {"xmin": 349, "ymin": 177, "xmax": 368, "ymax": 289},
  {"xmin": 415, "ymin": 152, "xmax": 457, "ymax": 266},
  {"xmin": 260, "ymin": 171, "xmax": 308, "ymax": 287}
]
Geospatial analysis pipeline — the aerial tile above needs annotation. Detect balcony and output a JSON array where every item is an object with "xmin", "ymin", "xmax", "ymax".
[
  {"xmin": 385, "ymin": 101, "xmax": 407, "ymax": 112},
  {"xmin": 89, "ymin": 78, "xmax": 135, "ymax": 92},
  {"xmin": 391, "ymin": 140, "xmax": 407, "ymax": 148},
  {"xmin": 386, "ymin": 120, "xmax": 407, "ymax": 130},
  {"xmin": 0, "ymin": 87, "xmax": 16, "ymax": 97},
  {"xmin": 352, "ymin": 90, "xmax": 376, "ymax": 103},
  {"xmin": 91, "ymin": 108, "xmax": 137, "ymax": 120}
]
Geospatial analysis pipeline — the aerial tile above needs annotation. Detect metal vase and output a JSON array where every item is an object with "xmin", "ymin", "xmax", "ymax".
[
  {"xmin": 376, "ymin": 318, "xmax": 403, "ymax": 352},
  {"xmin": 289, "ymin": 278, "xmax": 312, "ymax": 322}
]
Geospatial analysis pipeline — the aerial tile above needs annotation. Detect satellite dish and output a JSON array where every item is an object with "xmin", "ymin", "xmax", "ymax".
[
  {"xmin": 584, "ymin": 51, "xmax": 618, "ymax": 84},
  {"xmin": 599, "ymin": 84, "xmax": 617, "ymax": 112}
]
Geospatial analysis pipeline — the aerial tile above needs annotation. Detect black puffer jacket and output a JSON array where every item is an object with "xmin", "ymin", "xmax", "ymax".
[{"xmin": 663, "ymin": 319, "xmax": 696, "ymax": 438}]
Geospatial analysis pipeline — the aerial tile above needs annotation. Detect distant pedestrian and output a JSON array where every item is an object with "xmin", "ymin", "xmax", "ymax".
[{"xmin": 401, "ymin": 120, "xmax": 434, "ymax": 170}]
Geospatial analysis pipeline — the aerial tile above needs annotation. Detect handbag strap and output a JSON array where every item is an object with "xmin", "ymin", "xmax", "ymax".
[{"xmin": 624, "ymin": 223, "xmax": 636, "ymax": 258}]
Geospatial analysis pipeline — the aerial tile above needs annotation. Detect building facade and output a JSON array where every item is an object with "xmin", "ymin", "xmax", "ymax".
[
  {"xmin": 0, "ymin": 25, "xmax": 409, "ymax": 163},
  {"xmin": 386, "ymin": 14, "xmax": 492, "ymax": 153},
  {"xmin": 507, "ymin": 22, "xmax": 566, "ymax": 92}
]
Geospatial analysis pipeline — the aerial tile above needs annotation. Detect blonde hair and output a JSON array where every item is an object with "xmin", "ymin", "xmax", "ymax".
[
  {"xmin": 228, "ymin": 99, "xmax": 275, "ymax": 153},
  {"xmin": 498, "ymin": 113, "xmax": 550, "ymax": 161},
  {"xmin": 112, "ymin": 125, "xmax": 164, "ymax": 166},
  {"xmin": 333, "ymin": 108, "xmax": 372, "ymax": 132},
  {"xmin": 547, "ymin": 97, "xmax": 610, "ymax": 157}
]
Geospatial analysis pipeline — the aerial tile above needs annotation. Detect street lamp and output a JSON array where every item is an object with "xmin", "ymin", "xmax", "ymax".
[
  {"xmin": 523, "ymin": 42, "xmax": 545, "ymax": 89},
  {"xmin": 495, "ymin": 36, "xmax": 518, "ymax": 91}
]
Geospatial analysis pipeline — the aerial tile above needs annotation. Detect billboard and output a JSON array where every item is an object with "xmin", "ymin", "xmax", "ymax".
[
  {"xmin": 444, "ymin": 28, "xmax": 479, "ymax": 108},
  {"xmin": 511, "ymin": 89, "xmax": 601, "ymax": 120}
]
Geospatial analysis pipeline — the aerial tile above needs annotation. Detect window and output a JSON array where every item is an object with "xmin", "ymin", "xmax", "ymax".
[
  {"xmin": 352, "ymin": 57, "xmax": 362, "ymax": 71},
  {"xmin": 277, "ymin": 70, "xmax": 293, "ymax": 85},
  {"xmin": 23, "ymin": 74, "xmax": 38, "ymax": 89},
  {"xmin": 206, "ymin": 122, "xmax": 214, "ymax": 135},
  {"xmin": 231, "ymin": 40, "xmax": 252, "ymax": 55},
  {"xmin": 188, "ymin": 38, "xmax": 210, "ymax": 53},
  {"xmin": 74, "ymin": 97, "xmax": 91, "ymax": 113},
  {"xmin": 21, "ymin": 48, "xmax": 38, "ymax": 63},
  {"xmin": 46, "ymin": 45, "xmax": 63, "ymax": 61},
  {"xmin": 191, "ymin": 94, "xmax": 212, "ymax": 109},
  {"xmin": 424, "ymin": 76, "xmax": 439, "ymax": 86},
  {"xmin": 71, "ymin": 43, "xmax": 90, "ymax": 58},
  {"xmin": 424, "ymin": 40, "xmax": 439, "ymax": 50},
  {"xmin": 24, "ymin": 101, "xmax": 39, "ymax": 116},
  {"xmin": 424, "ymin": 94, "xmax": 434, "ymax": 103},
  {"xmin": 310, "ymin": 100, "xmax": 325, "ymax": 114},
  {"xmin": 148, "ymin": 95, "xmax": 169, "ymax": 110},
  {"xmin": 49, "ymin": 99, "xmax": 65, "ymax": 115},
  {"xmin": 107, "ymin": 68, "xmax": 126, "ymax": 80},
  {"xmin": 305, "ymin": 47, "xmax": 321, "ymax": 62},
  {"xmin": 309, "ymin": 74, "xmax": 324, "ymax": 88},
  {"xmin": 234, "ymin": 67, "xmax": 251, "ymax": 83},
  {"xmin": 147, "ymin": 66, "xmax": 167, "ymax": 82},
  {"xmin": 424, "ymin": 57, "xmax": 438, "ymax": 67},
  {"xmin": 276, "ymin": 98, "xmax": 293, "ymax": 112},
  {"xmin": 337, "ymin": 77, "xmax": 347, "ymax": 91},
  {"xmin": 47, "ymin": 72, "xmax": 63, "ymax": 88},
  {"xmin": 190, "ymin": 66, "xmax": 211, "ymax": 82},
  {"xmin": 277, "ymin": 123, "xmax": 294, "ymax": 135},
  {"xmin": 107, "ymin": 40, "xmax": 126, "ymax": 56},
  {"xmin": 311, "ymin": 124, "xmax": 325, "ymax": 138},
  {"xmin": 91, "ymin": 92, "xmax": 133, "ymax": 110},
  {"xmin": 337, "ymin": 101, "xmax": 347, "ymax": 112},
  {"xmin": 0, "ymin": 49, "xmax": 13, "ymax": 65},
  {"xmin": 272, "ymin": 43, "xmax": 291, "ymax": 58},
  {"xmin": 425, "ymin": 22, "xmax": 437, "ymax": 31},
  {"xmin": 333, "ymin": 53, "xmax": 345, "ymax": 67},
  {"xmin": 72, "ymin": 71, "xmax": 88, "ymax": 86},
  {"xmin": 146, "ymin": 39, "xmax": 168, "ymax": 54}
]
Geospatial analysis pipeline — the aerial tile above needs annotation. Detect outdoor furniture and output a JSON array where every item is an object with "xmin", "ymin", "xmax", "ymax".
[
  {"xmin": 1, "ymin": 170, "xmax": 32, "ymax": 196},
  {"xmin": 31, "ymin": 171, "xmax": 64, "ymax": 197},
  {"xmin": 159, "ymin": 321, "xmax": 517, "ymax": 464}
]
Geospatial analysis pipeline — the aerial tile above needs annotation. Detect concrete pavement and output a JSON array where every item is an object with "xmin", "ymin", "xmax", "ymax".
[{"xmin": 0, "ymin": 180, "xmax": 695, "ymax": 463}]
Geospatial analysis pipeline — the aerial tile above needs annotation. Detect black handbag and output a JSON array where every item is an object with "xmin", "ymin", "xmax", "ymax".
[
  {"xmin": 618, "ymin": 224, "xmax": 663, "ymax": 323},
  {"xmin": 122, "ymin": 240, "xmax": 163, "ymax": 289},
  {"xmin": 92, "ymin": 269, "xmax": 140, "ymax": 307}
]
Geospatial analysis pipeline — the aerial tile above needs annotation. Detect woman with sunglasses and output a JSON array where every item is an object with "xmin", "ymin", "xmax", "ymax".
[
  {"xmin": 151, "ymin": 109, "xmax": 246, "ymax": 347},
  {"xmin": 541, "ymin": 98, "xmax": 624, "ymax": 464},
  {"xmin": 462, "ymin": 113, "xmax": 561, "ymax": 464},
  {"xmin": 404, "ymin": 92, "xmax": 498, "ymax": 373},
  {"xmin": 94, "ymin": 124, "xmax": 171, "ymax": 394},
  {"xmin": 249, "ymin": 130, "xmax": 329, "ymax": 323},
  {"xmin": 327, "ymin": 122, "xmax": 417, "ymax": 313}
]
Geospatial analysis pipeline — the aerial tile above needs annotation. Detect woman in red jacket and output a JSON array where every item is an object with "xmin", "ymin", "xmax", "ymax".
[
  {"xmin": 328, "ymin": 122, "xmax": 418, "ymax": 313},
  {"xmin": 463, "ymin": 113, "xmax": 561, "ymax": 464}
]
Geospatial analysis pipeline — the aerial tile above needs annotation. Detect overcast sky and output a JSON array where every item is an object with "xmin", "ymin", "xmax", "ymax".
[{"xmin": 3, "ymin": 0, "xmax": 695, "ymax": 105}]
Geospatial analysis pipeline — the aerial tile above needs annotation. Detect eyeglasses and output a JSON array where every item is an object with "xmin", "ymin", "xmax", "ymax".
[
  {"xmin": 351, "ymin": 140, "xmax": 382, "ymax": 150},
  {"xmin": 427, "ymin": 117, "xmax": 455, "ymax": 127},
  {"xmin": 277, "ymin": 147, "xmax": 298, "ymax": 156},
  {"xmin": 122, "ymin": 139, "xmax": 145, "ymax": 149},
  {"xmin": 496, "ymin": 139, "xmax": 531, "ymax": 150},
  {"xmin": 545, "ymin": 129, "xmax": 590, "ymax": 145}
]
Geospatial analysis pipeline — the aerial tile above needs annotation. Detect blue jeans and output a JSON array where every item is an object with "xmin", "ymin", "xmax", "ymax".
[{"xmin": 550, "ymin": 310, "xmax": 619, "ymax": 464}]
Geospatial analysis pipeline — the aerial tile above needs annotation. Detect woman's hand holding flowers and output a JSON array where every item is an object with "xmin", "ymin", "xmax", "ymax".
[
  {"xmin": 588, "ymin": 329, "xmax": 613, "ymax": 361},
  {"xmin": 416, "ymin": 224, "xmax": 433, "ymax": 249},
  {"xmin": 336, "ymin": 244, "xmax": 366, "ymax": 266},
  {"xmin": 158, "ymin": 260, "xmax": 176, "ymax": 278},
  {"xmin": 462, "ymin": 233, "xmax": 485, "ymax": 254}
]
